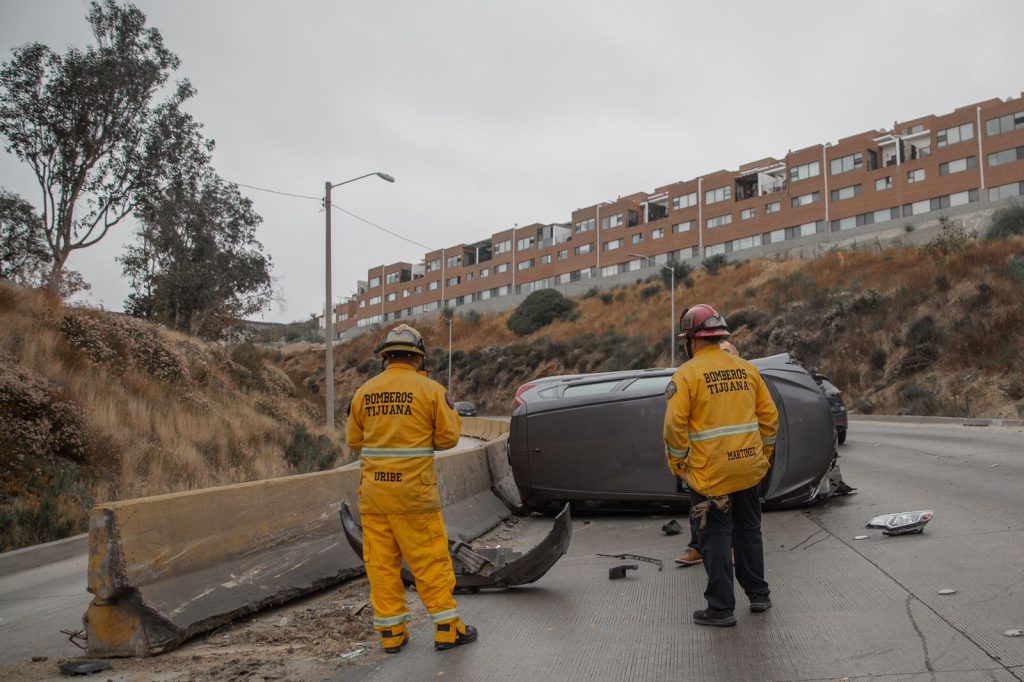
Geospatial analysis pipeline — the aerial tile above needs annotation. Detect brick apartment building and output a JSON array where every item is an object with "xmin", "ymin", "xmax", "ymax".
[{"xmin": 332, "ymin": 94, "xmax": 1024, "ymax": 338}]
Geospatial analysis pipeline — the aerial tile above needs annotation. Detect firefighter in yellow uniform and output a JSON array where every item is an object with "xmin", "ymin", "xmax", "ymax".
[
  {"xmin": 346, "ymin": 324, "xmax": 478, "ymax": 653},
  {"xmin": 664, "ymin": 304, "xmax": 778, "ymax": 628}
]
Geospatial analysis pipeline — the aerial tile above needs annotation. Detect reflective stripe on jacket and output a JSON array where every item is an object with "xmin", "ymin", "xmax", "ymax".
[
  {"xmin": 346, "ymin": 363, "xmax": 462, "ymax": 514},
  {"xmin": 663, "ymin": 344, "xmax": 779, "ymax": 496}
]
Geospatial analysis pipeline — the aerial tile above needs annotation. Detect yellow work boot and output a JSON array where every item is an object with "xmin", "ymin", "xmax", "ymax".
[
  {"xmin": 434, "ymin": 619, "xmax": 478, "ymax": 651},
  {"xmin": 380, "ymin": 626, "xmax": 409, "ymax": 654},
  {"xmin": 674, "ymin": 547, "xmax": 702, "ymax": 566}
]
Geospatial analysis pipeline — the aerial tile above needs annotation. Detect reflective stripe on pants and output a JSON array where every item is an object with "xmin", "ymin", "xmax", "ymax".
[{"xmin": 362, "ymin": 511, "xmax": 458, "ymax": 631}]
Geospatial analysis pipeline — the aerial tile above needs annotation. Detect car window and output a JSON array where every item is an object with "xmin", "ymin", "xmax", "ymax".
[
  {"xmin": 820, "ymin": 380, "xmax": 840, "ymax": 394},
  {"xmin": 621, "ymin": 376, "xmax": 672, "ymax": 395},
  {"xmin": 562, "ymin": 380, "xmax": 620, "ymax": 398}
]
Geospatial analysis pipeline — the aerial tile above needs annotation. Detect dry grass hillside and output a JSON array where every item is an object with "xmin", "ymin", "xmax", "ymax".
[
  {"xmin": 0, "ymin": 283, "xmax": 347, "ymax": 551},
  {"xmin": 286, "ymin": 228, "xmax": 1024, "ymax": 422},
  {"xmin": 2, "ymin": 226, "xmax": 1022, "ymax": 552}
]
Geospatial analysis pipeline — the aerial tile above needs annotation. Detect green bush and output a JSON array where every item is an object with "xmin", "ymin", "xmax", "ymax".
[
  {"xmin": 984, "ymin": 200, "xmax": 1024, "ymax": 240},
  {"xmin": 702, "ymin": 254, "xmax": 728, "ymax": 275},
  {"xmin": 599, "ymin": 293, "xmax": 614, "ymax": 304},
  {"xmin": 640, "ymin": 284, "xmax": 662, "ymax": 301},
  {"xmin": 1007, "ymin": 255, "xmax": 1024, "ymax": 282},
  {"xmin": 869, "ymin": 347, "xmax": 887, "ymax": 371},
  {"xmin": 582, "ymin": 286, "xmax": 600, "ymax": 299},
  {"xmin": 507, "ymin": 289, "xmax": 577, "ymax": 336},
  {"xmin": 284, "ymin": 424, "xmax": 342, "ymax": 473}
]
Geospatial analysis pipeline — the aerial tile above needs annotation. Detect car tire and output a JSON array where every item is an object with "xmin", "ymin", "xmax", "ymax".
[{"xmin": 837, "ymin": 428, "xmax": 847, "ymax": 445}]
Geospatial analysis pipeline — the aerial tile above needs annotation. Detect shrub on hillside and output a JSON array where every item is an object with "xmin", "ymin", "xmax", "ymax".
[
  {"xmin": 726, "ymin": 308, "xmax": 769, "ymax": 330},
  {"xmin": 283, "ymin": 424, "xmax": 342, "ymax": 473},
  {"xmin": 702, "ymin": 254, "xmax": 728, "ymax": 275},
  {"xmin": 599, "ymin": 292, "xmax": 614, "ymax": 304},
  {"xmin": 1009, "ymin": 255, "xmax": 1024, "ymax": 282},
  {"xmin": 984, "ymin": 200, "xmax": 1024, "ymax": 241},
  {"xmin": 640, "ymin": 284, "xmax": 662, "ymax": 301},
  {"xmin": 507, "ymin": 289, "xmax": 578, "ymax": 336},
  {"xmin": 920, "ymin": 217, "xmax": 976, "ymax": 258}
]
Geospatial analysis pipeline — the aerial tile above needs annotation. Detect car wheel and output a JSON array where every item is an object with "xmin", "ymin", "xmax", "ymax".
[{"xmin": 837, "ymin": 428, "xmax": 847, "ymax": 445}]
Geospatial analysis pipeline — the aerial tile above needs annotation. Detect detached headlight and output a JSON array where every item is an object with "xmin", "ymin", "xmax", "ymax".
[{"xmin": 865, "ymin": 510, "xmax": 934, "ymax": 535}]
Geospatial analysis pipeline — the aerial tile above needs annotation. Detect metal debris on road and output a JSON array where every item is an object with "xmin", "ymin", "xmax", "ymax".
[
  {"xmin": 938, "ymin": 589, "xmax": 957, "ymax": 595},
  {"xmin": 608, "ymin": 565, "xmax": 639, "ymax": 580},
  {"xmin": 597, "ymin": 553, "xmax": 664, "ymax": 571},
  {"xmin": 853, "ymin": 535, "xmax": 868, "ymax": 540},
  {"xmin": 340, "ymin": 648, "xmax": 365, "ymax": 659}
]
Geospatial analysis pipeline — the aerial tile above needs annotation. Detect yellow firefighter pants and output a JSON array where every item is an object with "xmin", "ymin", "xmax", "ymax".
[{"xmin": 362, "ymin": 511, "xmax": 462, "ymax": 640}]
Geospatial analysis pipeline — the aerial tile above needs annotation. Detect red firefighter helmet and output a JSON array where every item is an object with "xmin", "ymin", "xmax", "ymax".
[{"xmin": 678, "ymin": 304, "xmax": 730, "ymax": 340}]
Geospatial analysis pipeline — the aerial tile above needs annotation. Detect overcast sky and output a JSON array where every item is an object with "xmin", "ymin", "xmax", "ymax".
[{"xmin": 2, "ymin": 0, "xmax": 1023, "ymax": 323}]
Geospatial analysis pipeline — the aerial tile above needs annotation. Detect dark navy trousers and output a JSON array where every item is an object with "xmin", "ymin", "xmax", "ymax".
[{"xmin": 690, "ymin": 485, "xmax": 770, "ymax": 612}]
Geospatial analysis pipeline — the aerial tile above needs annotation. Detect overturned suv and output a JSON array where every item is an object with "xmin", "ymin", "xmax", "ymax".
[{"xmin": 509, "ymin": 353, "xmax": 853, "ymax": 513}]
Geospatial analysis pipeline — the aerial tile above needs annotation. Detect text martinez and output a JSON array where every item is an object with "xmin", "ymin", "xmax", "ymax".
[
  {"xmin": 363, "ymin": 391, "xmax": 414, "ymax": 416},
  {"xmin": 703, "ymin": 368, "xmax": 750, "ymax": 396}
]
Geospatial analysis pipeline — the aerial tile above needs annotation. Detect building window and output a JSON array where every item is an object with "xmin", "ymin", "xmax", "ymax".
[
  {"xmin": 705, "ymin": 243, "xmax": 726, "ymax": 257},
  {"xmin": 369, "ymin": 295, "xmax": 381, "ymax": 305},
  {"xmin": 427, "ymin": 281, "xmax": 439, "ymax": 291},
  {"xmin": 765, "ymin": 201, "xmax": 781, "ymax": 214},
  {"xmin": 558, "ymin": 249, "xmax": 568, "ymax": 261},
  {"xmin": 706, "ymin": 214, "xmax": 732, "ymax": 228},
  {"xmin": 830, "ymin": 152, "xmax": 863, "ymax": 175},
  {"xmin": 575, "ymin": 218, "xmax": 595, "ymax": 233},
  {"xmin": 541, "ymin": 254, "xmax": 552, "ymax": 265},
  {"xmin": 939, "ymin": 156, "xmax": 977, "ymax": 176},
  {"xmin": 446, "ymin": 255, "xmax": 461, "ymax": 269},
  {"xmin": 402, "ymin": 289, "xmax": 410, "ymax": 298},
  {"xmin": 600, "ymin": 213, "xmax": 623, "ymax": 229},
  {"xmin": 789, "ymin": 161, "xmax": 820, "ymax": 182},
  {"xmin": 988, "ymin": 147, "xmax": 1024, "ymax": 167},
  {"xmin": 517, "ymin": 259, "xmax": 534, "ymax": 271},
  {"xmin": 603, "ymin": 238, "xmax": 623, "ymax": 252},
  {"xmin": 414, "ymin": 285, "xmax": 422, "ymax": 294},
  {"xmin": 907, "ymin": 168, "xmax": 926, "ymax": 183},
  {"xmin": 466, "ymin": 272, "xmax": 474, "ymax": 281},
  {"xmin": 874, "ymin": 207, "xmax": 899, "ymax": 223},
  {"xmin": 426, "ymin": 259, "xmax": 441, "ymax": 272},
  {"xmin": 516, "ymin": 236, "xmax": 534, "ymax": 251},
  {"xmin": 876, "ymin": 176, "xmax": 893, "ymax": 191},
  {"xmin": 385, "ymin": 272, "xmax": 401, "ymax": 284},
  {"xmin": 494, "ymin": 240, "xmax": 511, "ymax": 254},
  {"xmin": 385, "ymin": 292, "xmax": 397, "ymax": 302},
  {"xmin": 936, "ymin": 122, "xmax": 973, "ymax": 147},
  {"xmin": 705, "ymin": 186, "xmax": 731, "ymax": 205},
  {"xmin": 741, "ymin": 207, "xmax": 756, "ymax": 220},
  {"xmin": 986, "ymin": 111, "xmax": 1024, "ymax": 137},
  {"xmin": 495, "ymin": 263, "xmax": 509, "ymax": 273},
  {"xmin": 631, "ymin": 233, "xmax": 643, "ymax": 245},
  {"xmin": 989, "ymin": 181, "xmax": 1024, "ymax": 201},
  {"xmin": 575, "ymin": 243, "xmax": 593, "ymax": 256},
  {"xmin": 338, "ymin": 313, "xmax": 349, "ymax": 321},
  {"xmin": 672, "ymin": 192, "xmax": 698, "ymax": 210},
  {"xmin": 652, "ymin": 228, "xmax": 665, "ymax": 239},
  {"xmin": 672, "ymin": 220, "xmax": 694, "ymax": 233},
  {"xmin": 369, "ymin": 276, "xmax": 381, "ymax": 288},
  {"xmin": 480, "ymin": 268, "xmax": 490, "ymax": 278},
  {"xmin": 446, "ymin": 276, "xmax": 460, "ymax": 287},
  {"xmin": 831, "ymin": 184, "xmax": 862, "ymax": 201},
  {"xmin": 791, "ymin": 191, "xmax": 820, "ymax": 208}
]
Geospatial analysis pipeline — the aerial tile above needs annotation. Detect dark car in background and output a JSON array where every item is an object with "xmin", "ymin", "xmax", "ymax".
[
  {"xmin": 509, "ymin": 353, "xmax": 850, "ymax": 513},
  {"xmin": 454, "ymin": 401, "xmax": 478, "ymax": 417},
  {"xmin": 812, "ymin": 373, "xmax": 848, "ymax": 445}
]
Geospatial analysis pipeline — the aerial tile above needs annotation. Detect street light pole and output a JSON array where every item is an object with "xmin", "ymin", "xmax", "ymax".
[
  {"xmin": 630, "ymin": 253, "xmax": 677, "ymax": 367},
  {"xmin": 324, "ymin": 172, "xmax": 395, "ymax": 430}
]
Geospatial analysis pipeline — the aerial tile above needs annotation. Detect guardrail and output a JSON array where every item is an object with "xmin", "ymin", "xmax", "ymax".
[{"xmin": 85, "ymin": 417, "xmax": 512, "ymax": 657}]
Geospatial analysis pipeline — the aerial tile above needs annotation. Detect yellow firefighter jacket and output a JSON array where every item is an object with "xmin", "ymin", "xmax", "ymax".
[
  {"xmin": 347, "ymin": 363, "xmax": 463, "ymax": 514},
  {"xmin": 663, "ymin": 344, "xmax": 779, "ymax": 496}
]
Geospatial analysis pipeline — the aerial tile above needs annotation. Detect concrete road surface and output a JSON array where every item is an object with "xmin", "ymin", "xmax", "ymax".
[
  {"xmin": 2, "ymin": 423, "xmax": 1022, "ymax": 680},
  {"xmin": 348, "ymin": 420, "xmax": 1024, "ymax": 681}
]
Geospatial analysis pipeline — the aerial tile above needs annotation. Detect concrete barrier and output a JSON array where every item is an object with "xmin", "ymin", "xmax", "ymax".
[{"xmin": 85, "ymin": 418, "xmax": 512, "ymax": 657}]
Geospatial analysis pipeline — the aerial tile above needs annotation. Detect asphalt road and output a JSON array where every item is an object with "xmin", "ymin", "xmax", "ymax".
[
  {"xmin": 349, "ymin": 420, "xmax": 1024, "ymax": 681},
  {"xmin": 2, "ymin": 423, "xmax": 1022, "ymax": 680}
]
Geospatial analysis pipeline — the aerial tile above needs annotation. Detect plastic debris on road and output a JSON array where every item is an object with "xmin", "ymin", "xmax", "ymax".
[
  {"xmin": 340, "ymin": 648, "xmax": 366, "ymax": 659},
  {"xmin": 938, "ymin": 589, "xmax": 957, "ymax": 595}
]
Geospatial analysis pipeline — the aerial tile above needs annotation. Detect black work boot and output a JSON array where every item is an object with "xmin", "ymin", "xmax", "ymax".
[
  {"xmin": 749, "ymin": 594, "xmax": 773, "ymax": 613},
  {"xmin": 434, "ymin": 623, "xmax": 478, "ymax": 650},
  {"xmin": 693, "ymin": 608, "xmax": 737, "ymax": 627}
]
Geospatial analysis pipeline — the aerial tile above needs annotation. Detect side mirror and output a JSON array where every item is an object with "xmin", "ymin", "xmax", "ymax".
[{"xmin": 865, "ymin": 510, "xmax": 933, "ymax": 535}]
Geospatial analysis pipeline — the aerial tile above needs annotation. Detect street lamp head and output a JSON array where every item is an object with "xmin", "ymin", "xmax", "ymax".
[{"xmin": 377, "ymin": 172, "xmax": 395, "ymax": 183}]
